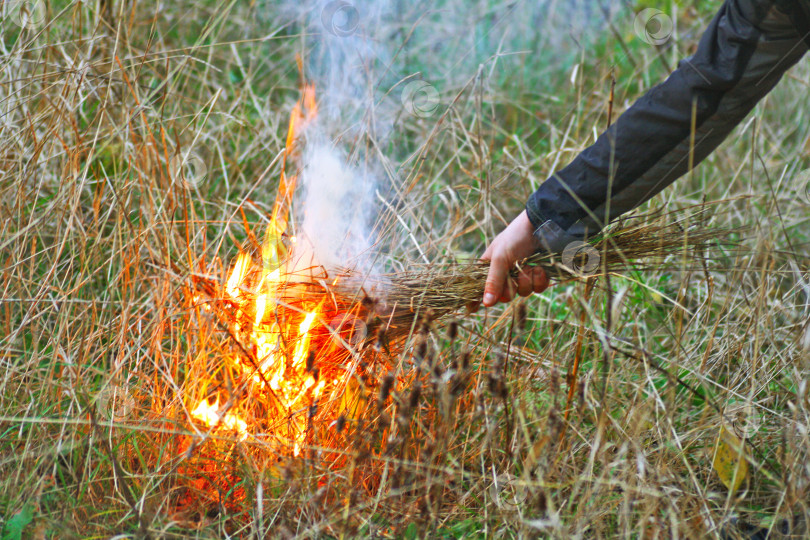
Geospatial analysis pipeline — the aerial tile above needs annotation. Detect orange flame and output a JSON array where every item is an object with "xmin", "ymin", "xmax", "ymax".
[
  {"xmin": 191, "ymin": 399, "xmax": 248, "ymax": 440},
  {"xmin": 226, "ymin": 253, "xmax": 251, "ymax": 298},
  {"xmin": 264, "ymin": 83, "xmax": 318, "ymax": 273},
  {"xmin": 192, "ymin": 83, "xmax": 331, "ymax": 457}
]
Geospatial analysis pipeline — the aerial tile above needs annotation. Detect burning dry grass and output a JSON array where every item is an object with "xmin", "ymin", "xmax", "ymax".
[{"xmin": 1, "ymin": 1, "xmax": 810, "ymax": 538}]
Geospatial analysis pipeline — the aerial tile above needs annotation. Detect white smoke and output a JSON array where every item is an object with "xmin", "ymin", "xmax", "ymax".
[
  {"xmin": 280, "ymin": 0, "xmax": 614, "ymax": 274},
  {"xmin": 289, "ymin": 140, "xmax": 376, "ymax": 274},
  {"xmin": 285, "ymin": 0, "xmax": 391, "ymax": 276}
]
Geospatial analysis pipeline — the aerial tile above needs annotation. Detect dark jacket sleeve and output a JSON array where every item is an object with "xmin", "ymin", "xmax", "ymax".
[{"xmin": 526, "ymin": 0, "xmax": 810, "ymax": 253}]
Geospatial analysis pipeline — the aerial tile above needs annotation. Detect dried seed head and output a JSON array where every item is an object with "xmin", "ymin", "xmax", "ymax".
[
  {"xmin": 488, "ymin": 372, "xmax": 507, "ymax": 399},
  {"xmin": 450, "ymin": 372, "xmax": 467, "ymax": 396},
  {"xmin": 308, "ymin": 400, "xmax": 318, "ymax": 420},
  {"xmin": 516, "ymin": 302, "xmax": 528, "ymax": 331},
  {"xmin": 379, "ymin": 373, "xmax": 395, "ymax": 405},
  {"xmin": 447, "ymin": 320, "xmax": 458, "ymax": 342},
  {"xmin": 355, "ymin": 449, "xmax": 370, "ymax": 463},
  {"xmin": 377, "ymin": 412, "xmax": 390, "ymax": 431},
  {"xmin": 336, "ymin": 414, "xmax": 346, "ymax": 433},
  {"xmin": 432, "ymin": 362, "xmax": 444, "ymax": 379},
  {"xmin": 415, "ymin": 336, "xmax": 428, "ymax": 361},
  {"xmin": 488, "ymin": 372, "xmax": 498, "ymax": 394},
  {"xmin": 306, "ymin": 351, "xmax": 316, "ymax": 373},
  {"xmin": 460, "ymin": 350, "xmax": 471, "ymax": 371},
  {"xmin": 493, "ymin": 353, "xmax": 504, "ymax": 371},
  {"xmin": 423, "ymin": 440, "xmax": 435, "ymax": 458},
  {"xmin": 550, "ymin": 366, "xmax": 560, "ymax": 397},
  {"xmin": 535, "ymin": 490, "xmax": 548, "ymax": 514},
  {"xmin": 418, "ymin": 309, "xmax": 435, "ymax": 335},
  {"xmin": 548, "ymin": 407, "xmax": 563, "ymax": 440},
  {"xmin": 365, "ymin": 315, "xmax": 381, "ymax": 334},
  {"xmin": 409, "ymin": 384, "xmax": 421, "ymax": 409},
  {"xmin": 375, "ymin": 327, "xmax": 387, "ymax": 350},
  {"xmin": 498, "ymin": 353, "xmax": 509, "ymax": 376}
]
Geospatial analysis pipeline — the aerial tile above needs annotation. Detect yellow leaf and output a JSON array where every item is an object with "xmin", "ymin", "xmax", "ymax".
[{"xmin": 712, "ymin": 425, "xmax": 748, "ymax": 493}]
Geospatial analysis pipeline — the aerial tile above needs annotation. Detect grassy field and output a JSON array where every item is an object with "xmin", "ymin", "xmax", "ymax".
[{"xmin": 2, "ymin": 0, "xmax": 809, "ymax": 537}]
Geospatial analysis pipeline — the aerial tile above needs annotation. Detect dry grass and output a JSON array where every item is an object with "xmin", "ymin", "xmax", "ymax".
[{"xmin": 1, "ymin": 0, "xmax": 810, "ymax": 538}]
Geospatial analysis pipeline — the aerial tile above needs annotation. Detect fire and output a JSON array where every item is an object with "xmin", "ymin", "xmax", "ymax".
[
  {"xmin": 192, "ymin": 82, "xmax": 336, "ymax": 457},
  {"xmin": 225, "ymin": 253, "xmax": 251, "ymax": 298},
  {"xmin": 264, "ymin": 83, "xmax": 317, "ymax": 273},
  {"xmin": 191, "ymin": 399, "xmax": 248, "ymax": 440},
  {"xmin": 292, "ymin": 311, "xmax": 317, "ymax": 368}
]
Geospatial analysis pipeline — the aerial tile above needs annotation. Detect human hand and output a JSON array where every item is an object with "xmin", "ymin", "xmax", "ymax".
[{"xmin": 480, "ymin": 210, "xmax": 549, "ymax": 307}]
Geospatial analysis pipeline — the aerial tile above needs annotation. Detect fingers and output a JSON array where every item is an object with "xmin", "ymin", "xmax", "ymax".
[
  {"xmin": 485, "ymin": 259, "xmax": 551, "ymax": 307},
  {"xmin": 480, "ymin": 210, "xmax": 551, "ymax": 307},
  {"xmin": 533, "ymin": 267, "xmax": 549, "ymax": 294},
  {"xmin": 483, "ymin": 255, "xmax": 508, "ymax": 307},
  {"xmin": 498, "ymin": 279, "xmax": 516, "ymax": 304},
  {"xmin": 516, "ymin": 267, "xmax": 549, "ymax": 298},
  {"xmin": 516, "ymin": 269, "xmax": 533, "ymax": 297}
]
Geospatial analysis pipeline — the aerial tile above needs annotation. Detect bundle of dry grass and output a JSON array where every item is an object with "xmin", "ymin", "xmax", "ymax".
[
  {"xmin": 188, "ymin": 200, "xmax": 739, "ymax": 349},
  {"xmin": 349, "ymin": 200, "xmax": 739, "ymax": 339}
]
